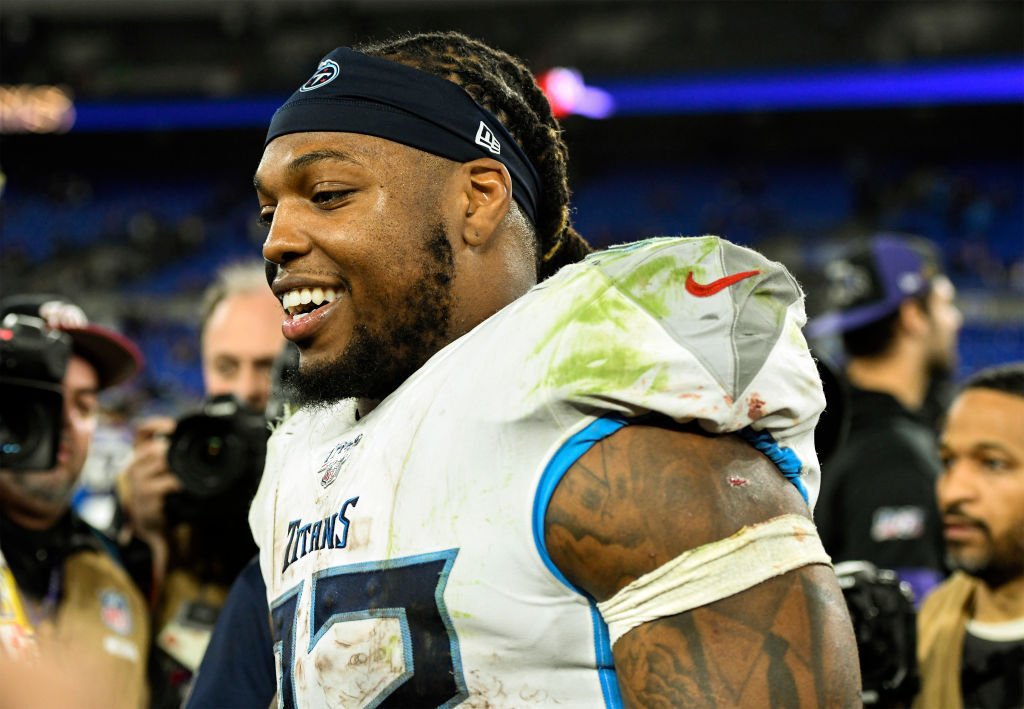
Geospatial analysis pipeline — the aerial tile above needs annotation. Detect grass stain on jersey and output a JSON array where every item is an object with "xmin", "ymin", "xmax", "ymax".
[
  {"xmin": 613, "ymin": 255, "xmax": 684, "ymax": 320},
  {"xmin": 528, "ymin": 236, "xmax": 728, "ymax": 398},
  {"xmin": 530, "ymin": 251, "xmax": 704, "ymax": 358},
  {"xmin": 545, "ymin": 345, "xmax": 670, "ymax": 398},
  {"xmin": 553, "ymin": 291, "xmax": 672, "ymax": 395}
]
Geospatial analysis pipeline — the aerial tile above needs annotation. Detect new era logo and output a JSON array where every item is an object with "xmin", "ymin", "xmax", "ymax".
[{"xmin": 475, "ymin": 121, "xmax": 501, "ymax": 155}]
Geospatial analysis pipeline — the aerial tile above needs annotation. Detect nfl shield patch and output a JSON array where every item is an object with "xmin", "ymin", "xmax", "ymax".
[
  {"xmin": 318, "ymin": 434, "xmax": 363, "ymax": 489},
  {"xmin": 99, "ymin": 589, "xmax": 132, "ymax": 635}
]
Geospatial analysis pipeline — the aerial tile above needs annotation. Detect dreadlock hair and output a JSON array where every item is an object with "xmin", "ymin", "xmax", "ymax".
[{"xmin": 355, "ymin": 31, "xmax": 591, "ymax": 281}]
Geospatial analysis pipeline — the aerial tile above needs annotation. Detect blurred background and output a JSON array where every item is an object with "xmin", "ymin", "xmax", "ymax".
[{"xmin": 2, "ymin": 0, "xmax": 1022, "ymax": 414}]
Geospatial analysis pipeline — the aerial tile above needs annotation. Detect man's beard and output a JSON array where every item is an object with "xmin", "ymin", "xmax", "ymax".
[
  {"xmin": 947, "ymin": 549, "xmax": 1024, "ymax": 589},
  {"xmin": 0, "ymin": 468, "xmax": 77, "ymax": 510},
  {"xmin": 926, "ymin": 344, "xmax": 957, "ymax": 380},
  {"xmin": 284, "ymin": 224, "xmax": 455, "ymax": 408},
  {"xmin": 945, "ymin": 518, "xmax": 1024, "ymax": 588},
  {"xmin": 925, "ymin": 311, "xmax": 958, "ymax": 379}
]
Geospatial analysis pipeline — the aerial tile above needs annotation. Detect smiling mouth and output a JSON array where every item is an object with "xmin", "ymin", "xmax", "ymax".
[{"xmin": 281, "ymin": 287, "xmax": 340, "ymax": 320}]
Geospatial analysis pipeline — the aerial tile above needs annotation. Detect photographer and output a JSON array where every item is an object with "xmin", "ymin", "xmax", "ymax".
[
  {"xmin": 117, "ymin": 260, "xmax": 284, "ymax": 707},
  {"xmin": 0, "ymin": 295, "xmax": 148, "ymax": 707}
]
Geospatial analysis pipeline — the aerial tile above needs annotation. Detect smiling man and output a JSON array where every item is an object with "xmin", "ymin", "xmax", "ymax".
[
  {"xmin": 250, "ymin": 31, "xmax": 859, "ymax": 708},
  {"xmin": 916, "ymin": 362, "xmax": 1024, "ymax": 708}
]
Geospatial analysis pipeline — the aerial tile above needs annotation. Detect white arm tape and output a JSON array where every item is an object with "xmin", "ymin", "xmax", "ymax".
[{"xmin": 595, "ymin": 513, "xmax": 831, "ymax": 646}]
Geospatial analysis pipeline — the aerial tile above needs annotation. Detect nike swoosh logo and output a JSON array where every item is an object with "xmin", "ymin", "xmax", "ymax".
[{"xmin": 685, "ymin": 269, "xmax": 761, "ymax": 297}]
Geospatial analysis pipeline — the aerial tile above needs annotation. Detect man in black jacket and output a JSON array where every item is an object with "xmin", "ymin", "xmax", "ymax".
[{"xmin": 809, "ymin": 233, "xmax": 962, "ymax": 605}]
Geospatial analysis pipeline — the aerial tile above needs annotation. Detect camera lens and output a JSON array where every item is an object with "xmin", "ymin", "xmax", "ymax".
[
  {"xmin": 0, "ymin": 384, "xmax": 63, "ymax": 470},
  {"xmin": 171, "ymin": 421, "xmax": 250, "ymax": 498},
  {"xmin": 0, "ymin": 400, "xmax": 45, "ymax": 462},
  {"xmin": 0, "ymin": 318, "xmax": 69, "ymax": 472},
  {"xmin": 166, "ymin": 394, "xmax": 269, "ymax": 504}
]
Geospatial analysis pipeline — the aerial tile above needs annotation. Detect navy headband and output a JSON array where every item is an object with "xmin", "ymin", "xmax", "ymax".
[{"xmin": 266, "ymin": 47, "xmax": 541, "ymax": 225}]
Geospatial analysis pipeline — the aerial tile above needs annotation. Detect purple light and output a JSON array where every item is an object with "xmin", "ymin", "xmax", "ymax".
[
  {"xmin": 597, "ymin": 59, "xmax": 1024, "ymax": 116},
  {"xmin": 59, "ymin": 58, "xmax": 1024, "ymax": 132},
  {"xmin": 539, "ymin": 67, "xmax": 615, "ymax": 119}
]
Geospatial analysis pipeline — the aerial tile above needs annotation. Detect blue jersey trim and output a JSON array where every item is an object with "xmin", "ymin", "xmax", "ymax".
[
  {"xmin": 533, "ymin": 414, "xmax": 628, "ymax": 708},
  {"xmin": 533, "ymin": 414, "xmax": 629, "ymax": 588},
  {"xmin": 738, "ymin": 427, "xmax": 809, "ymax": 503},
  {"xmin": 591, "ymin": 606, "xmax": 624, "ymax": 707}
]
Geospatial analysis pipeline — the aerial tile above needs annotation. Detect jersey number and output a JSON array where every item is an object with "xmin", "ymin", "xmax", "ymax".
[{"xmin": 271, "ymin": 549, "xmax": 467, "ymax": 708}]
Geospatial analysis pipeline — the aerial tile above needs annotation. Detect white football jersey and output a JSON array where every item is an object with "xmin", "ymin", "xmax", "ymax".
[{"xmin": 251, "ymin": 236, "xmax": 825, "ymax": 708}]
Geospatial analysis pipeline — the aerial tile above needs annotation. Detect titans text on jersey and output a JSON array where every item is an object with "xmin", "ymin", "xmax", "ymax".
[{"xmin": 281, "ymin": 496, "xmax": 359, "ymax": 573}]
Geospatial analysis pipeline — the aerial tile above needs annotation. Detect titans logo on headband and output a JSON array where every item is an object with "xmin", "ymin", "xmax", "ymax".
[{"xmin": 299, "ymin": 59, "xmax": 340, "ymax": 92}]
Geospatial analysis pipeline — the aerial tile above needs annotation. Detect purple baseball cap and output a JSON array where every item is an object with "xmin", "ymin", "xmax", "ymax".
[
  {"xmin": 0, "ymin": 294, "xmax": 143, "ymax": 390},
  {"xmin": 806, "ymin": 234, "xmax": 941, "ymax": 339}
]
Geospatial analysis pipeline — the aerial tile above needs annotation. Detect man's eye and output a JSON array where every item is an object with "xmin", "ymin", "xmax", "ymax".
[
  {"xmin": 257, "ymin": 209, "xmax": 274, "ymax": 228},
  {"xmin": 312, "ymin": 190, "xmax": 352, "ymax": 205},
  {"xmin": 76, "ymin": 397, "xmax": 99, "ymax": 419},
  {"xmin": 981, "ymin": 457, "xmax": 1009, "ymax": 472}
]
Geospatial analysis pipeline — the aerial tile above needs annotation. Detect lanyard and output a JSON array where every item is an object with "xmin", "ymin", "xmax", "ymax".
[
  {"xmin": 0, "ymin": 545, "xmax": 36, "ymax": 659},
  {"xmin": 21, "ymin": 566, "xmax": 61, "ymax": 629}
]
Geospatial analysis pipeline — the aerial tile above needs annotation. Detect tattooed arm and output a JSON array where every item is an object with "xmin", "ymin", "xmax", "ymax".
[{"xmin": 544, "ymin": 423, "xmax": 862, "ymax": 708}]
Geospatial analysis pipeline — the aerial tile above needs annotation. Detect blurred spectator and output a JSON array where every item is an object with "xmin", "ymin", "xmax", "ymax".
[
  {"xmin": 808, "ymin": 233, "xmax": 962, "ymax": 603},
  {"xmin": 116, "ymin": 260, "xmax": 284, "ymax": 707},
  {"xmin": 916, "ymin": 362, "xmax": 1024, "ymax": 709},
  {"xmin": 0, "ymin": 294, "xmax": 149, "ymax": 707}
]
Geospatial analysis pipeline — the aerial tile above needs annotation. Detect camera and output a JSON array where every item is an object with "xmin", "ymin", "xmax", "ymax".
[
  {"xmin": 835, "ymin": 560, "xmax": 920, "ymax": 706},
  {"xmin": 0, "ymin": 314, "xmax": 71, "ymax": 471},
  {"xmin": 163, "ymin": 343, "xmax": 296, "ymax": 522},
  {"xmin": 165, "ymin": 393, "xmax": 269, "ymax": 521}
]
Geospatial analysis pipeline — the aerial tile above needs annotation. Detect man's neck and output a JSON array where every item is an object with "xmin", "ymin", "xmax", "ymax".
[
  {"xmin": 0, "ymin": 509, "xmax": 73, "ymax": 600},
  {"xmin": 846, "ymin": 351, "xmax": 928, "ymax": 412},
  {"xmin": 972, "ymin": 574, "xmax": 1024, "ymax": 623},
  {"xmin": 355, "ymin": 397, "xmax": 381, "ymax": 420}
]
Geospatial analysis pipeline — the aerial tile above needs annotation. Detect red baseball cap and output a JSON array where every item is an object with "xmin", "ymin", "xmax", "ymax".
[{"xmin": 0, "ymin": 294, "xmax": 144, "ymax": 390}]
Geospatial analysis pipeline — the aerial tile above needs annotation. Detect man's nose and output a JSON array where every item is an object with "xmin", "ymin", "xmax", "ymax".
[
  {"xmin": 235, "ymin": 366, "xmax": 270, "ymax": 413},
  {"xmin": 262, "ymin": 203, "xmax": 311, "ymax": 266},
  {"xmin": 938, "ymin": 460, "xmax": 978, "ymax": 508}
]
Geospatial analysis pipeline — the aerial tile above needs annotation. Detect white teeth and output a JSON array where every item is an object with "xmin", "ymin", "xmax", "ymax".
[{"xmin": 281, "ymin": 287, "xmax": 339, "ymax": 316}]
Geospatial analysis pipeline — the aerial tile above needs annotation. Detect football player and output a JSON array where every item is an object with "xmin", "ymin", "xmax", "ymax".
[{"xmin": 250, "ymin": 31, "xmax": 860, "ymax": 707}]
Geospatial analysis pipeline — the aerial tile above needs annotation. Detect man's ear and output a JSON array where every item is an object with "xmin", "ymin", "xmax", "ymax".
[
  {"xmin": 898, "ymin": 298, "xmax": 929, "ymax": 337},
  {"xmin": 459, "ymin": 158, "xmax": 513, "ymax": 247}
]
